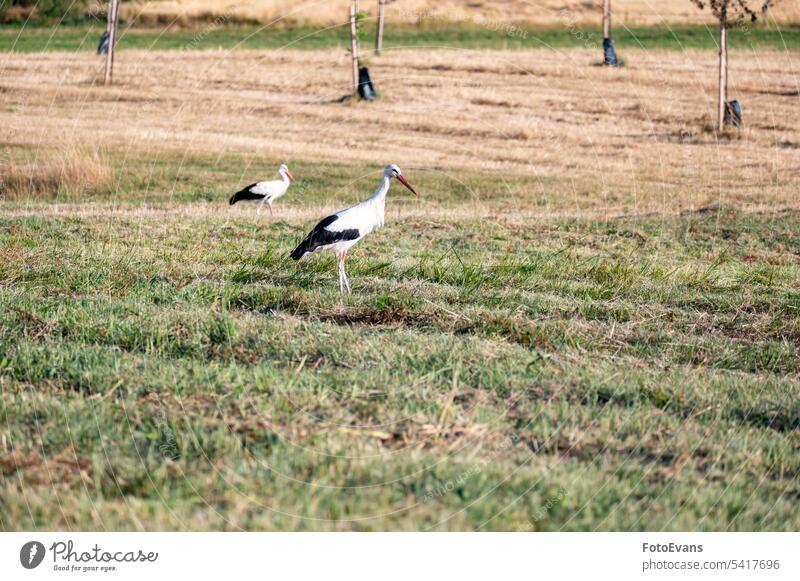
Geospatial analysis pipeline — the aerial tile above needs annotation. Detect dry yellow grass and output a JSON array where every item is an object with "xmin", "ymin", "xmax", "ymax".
[
  {"xmin": 2, "ymin": 41, "xmax": 800, "ymax": 534},
  {"xmin": 125, "ymin": 0, "xmax": 800, "ymax": 27},
  {"xmin": 1, "ymin": 46, "xmax": 797, "ymax": 216},
  {"xmin": 0, "ymin": 147, "xmax": 113, "ymax": 199}
]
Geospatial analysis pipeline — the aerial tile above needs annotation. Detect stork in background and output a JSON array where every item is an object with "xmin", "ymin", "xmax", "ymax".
[
  {"xmin": 229, "ymin": 164, "xmax": 295, "ymax": 216},
  {"xmin": 290, "ymin": 164, "xmax": 418, "ymax": 293}
]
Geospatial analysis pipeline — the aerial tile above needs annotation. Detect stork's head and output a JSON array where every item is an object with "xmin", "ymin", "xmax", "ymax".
[
  {"xmin": 384, "ymin": 164, "xmax": 418, "ymax": 196},
  {"xmin": 278, "ymin": 164, "xmax": 295, "ymax": 182}
]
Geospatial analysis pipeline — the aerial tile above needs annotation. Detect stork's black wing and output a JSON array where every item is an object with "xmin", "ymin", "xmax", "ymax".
[
  {"xmin": 290, "ymin": 215, "xmax": 360, "ymax": 260},
  {"xmin": 229, "ymin": 183, "xmax": 263, "ymax": 205}
]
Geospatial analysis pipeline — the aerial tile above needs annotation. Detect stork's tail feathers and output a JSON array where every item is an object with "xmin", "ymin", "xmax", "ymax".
[{"xmin": 229, "ymin": 185, "xmax": 264, "ymax": 205}]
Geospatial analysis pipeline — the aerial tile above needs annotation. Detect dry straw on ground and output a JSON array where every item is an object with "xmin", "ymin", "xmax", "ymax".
[
  {"xmin": 0, "ymin": 147, "xmax": 113, "ymax": 200},
  {"xmin": 1, "ymin": 47, "xmax": 797, "ymax": 215}
]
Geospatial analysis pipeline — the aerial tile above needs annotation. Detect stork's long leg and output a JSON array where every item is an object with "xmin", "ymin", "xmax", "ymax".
[
  {"xmin": 337, "ymin": 251, "xmax": 345, "ymax": 293},
  {"xmin": 268, "ymin": 201, "xmax": 274, "ymax": 217},
  {"xmin": 342, "ymin": 251, "xmax": 351, "ymax": 293}
]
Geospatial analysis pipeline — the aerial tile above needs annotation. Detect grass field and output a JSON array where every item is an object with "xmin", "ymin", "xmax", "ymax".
[
  {"xmin": 3, "ymin": 23, "xmax": 800, "ymax": 52},
  {"xmin": 1, "ymin": 34, "xmax": 799, "ymax": 530}
]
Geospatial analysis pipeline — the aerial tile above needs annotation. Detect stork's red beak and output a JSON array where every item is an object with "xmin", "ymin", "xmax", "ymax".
[
  {"xmin": 396, "ymin": 174, "xmax": 418, "ymax": 196},
  {"xmin": 285, "ymin": 169, "xmax": 295, "ymax": 182}
]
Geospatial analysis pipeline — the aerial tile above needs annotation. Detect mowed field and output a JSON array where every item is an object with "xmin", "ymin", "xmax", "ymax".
[
  {"xmin": 128, "ymin": 0, "xmax": 800, "ymax": 26},
  {"xmin": 1, "ymin": 41, "xmax": 799, "ymax": 530}
]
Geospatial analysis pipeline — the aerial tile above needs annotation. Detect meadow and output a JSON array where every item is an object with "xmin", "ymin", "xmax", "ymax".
[
  {"xmin": 3, "ymin": 22, "xmax": 800, "ymax": 52},
  {"xmin": 0, "ymin": 29, "xmax": 798, "ymax": 530}
]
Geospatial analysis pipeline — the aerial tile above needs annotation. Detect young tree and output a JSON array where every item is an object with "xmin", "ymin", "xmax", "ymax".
[
  {"xmin": 103, "ymin": 0, "xmax": 120, "ymax": 85},
  {"xmin": 349, "ymin": 0, "xmax": 376, "ymax": 99},
  {"xmin": 690, "ymin": 0, "xmax": 777, "ymax": 130},
  {"xmin": 602, "ymin": 0, "xmax": 619, "ymax": 66},
  {"xmin": 375, "ymin": 0, "xmax": 386, "ymax": 55},
  {"xmin": 350, "ymin": 2, "xmax": 359, "ymax": 95}
]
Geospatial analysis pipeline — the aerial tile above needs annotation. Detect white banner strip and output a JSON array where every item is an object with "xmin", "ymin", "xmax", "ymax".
[{"xmin": 2, "ymin": 533, "xmax": 798, "ymax": 580}]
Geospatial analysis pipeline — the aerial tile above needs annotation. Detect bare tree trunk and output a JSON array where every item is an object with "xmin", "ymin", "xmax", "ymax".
[
  {"xmin": 603, "ymin": 0, "xmax": 611, "ymax": 39},
  {"xmin": 718, "ymin": 19, "xmax": 728, "ymax": 130},
  {"xmin": 350, "ymin": 3, "xmax": 359, "ymax": 95},
  {"xmin": 103, "ymin": 0, "xmax": 119, "ymax": 86},
  {"xmin": 375, "ymin": 0, "xmax": 386, "ymax": 55},
  {"xmin": 104, "ymin": 0, "xmax": 113, "ymax": 43}
]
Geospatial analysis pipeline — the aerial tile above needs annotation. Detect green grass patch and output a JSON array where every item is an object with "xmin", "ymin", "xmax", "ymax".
[
  {"xmin": 1, "ymin": 187, "xmax": 798, "ymax": 530},
  {"xmin": 2, "ymin": 23, "xmax": 799, "ymax": 53}
]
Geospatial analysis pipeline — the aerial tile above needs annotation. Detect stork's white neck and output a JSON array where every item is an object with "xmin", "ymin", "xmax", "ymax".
[
  {"xmin": 364, "ymin": 174, "xmax": 391, "ymax": 228},
  {"xmin": 369, "ymin": 174, "xmax": 391, "ymax": 202},
  {"xmin": 279, "ymin": 170, "xmax": 290, "ymax": 183}
]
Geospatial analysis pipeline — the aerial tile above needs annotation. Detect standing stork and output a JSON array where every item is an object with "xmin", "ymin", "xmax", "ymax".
[
  {"xmin": 290, "ymin": 164, "xmax": 418, "ymax": 293},
  {"xmin": 229, "ymin": 164, "xmax": 295, "ymax": 216}
]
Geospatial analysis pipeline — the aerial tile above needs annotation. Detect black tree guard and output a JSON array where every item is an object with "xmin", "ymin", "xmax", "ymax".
[{"xmin": 358, "ymin": 67, "xmax": 376, "ymax": 101}]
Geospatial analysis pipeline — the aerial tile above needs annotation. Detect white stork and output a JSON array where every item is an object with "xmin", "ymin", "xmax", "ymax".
[
  {"xmin": 229, "ymin": 163, "xmax": 295, "ymax": 216},
  {"xmin": 290, "ymin": 164, "xmax": 418, "ymax": 293}
]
